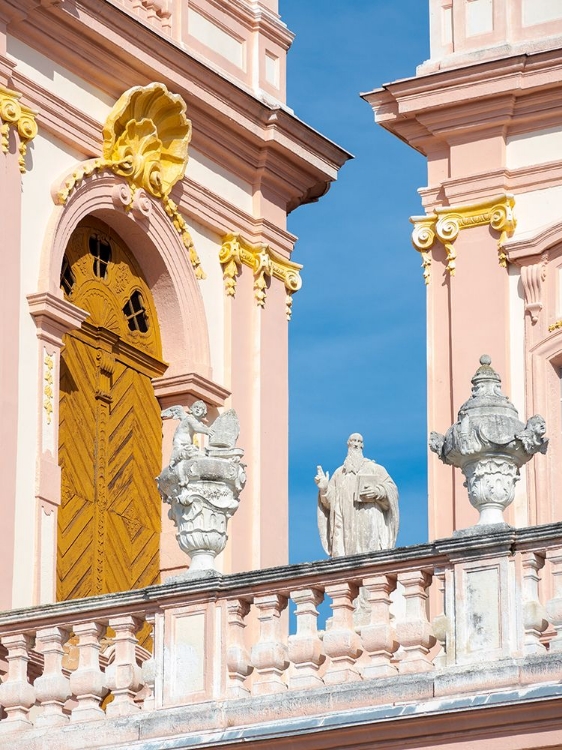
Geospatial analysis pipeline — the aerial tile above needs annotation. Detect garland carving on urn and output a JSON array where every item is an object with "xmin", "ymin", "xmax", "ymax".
[{"xmin": 430, "ymin": 355, "xmax": 548, "ymax": 528}]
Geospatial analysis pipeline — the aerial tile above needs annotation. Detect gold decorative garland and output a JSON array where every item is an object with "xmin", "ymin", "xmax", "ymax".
[
  {"xmin": 43, "ymin": 351, "xmax": 54, "ymax": 425},
  {"xmin": 56, "ymin": 83, "xmax": 205, "ymax": 279},
  {"xmin": 219, "ymin": 233, "xmax": 302, "ymax": 320},
  {"xmin": 0, "ymin": 84, "xmax": 38, "ymax": 173},
  {"xmin": 410, "ymin": 194, "xmax": 516, "ymax": 284}
]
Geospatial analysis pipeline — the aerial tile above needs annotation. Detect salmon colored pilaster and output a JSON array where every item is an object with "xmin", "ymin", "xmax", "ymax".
[
  {"xmin": 506, "ymin": 222, "xmax": 562, "ymax": 529},
  {"xmin": 0, "ymin": 106, "xmax": 23, "ymax": 610},
  {"xmin": 225, "ymin": 270, "xmax": 289, "ymax": 571},
  {"xmin": 257, "ymin": 278, "xmax": 289, "ymax": 568},
  {"xmin": 428, "ymin": 225, "xmax": 512, "ymax": 539},
  {"xmin": 27, "ymin": 293, "xmax": 88, "ymax": 605}
]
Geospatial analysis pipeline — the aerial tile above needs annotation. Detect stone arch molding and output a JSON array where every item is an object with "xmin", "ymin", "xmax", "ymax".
[
  {"xmin": 38, "ymin": 169, "xmax": 212, "ymax": 378},
  {"xmin": 35, "ymin": 81, "xmax": 213, "ymax": 378}
]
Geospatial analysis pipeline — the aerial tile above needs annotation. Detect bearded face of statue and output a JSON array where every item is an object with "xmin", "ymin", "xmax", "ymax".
[{"xmin": 344, "ymin": 433, "xmax": 364, "ymax": 474}]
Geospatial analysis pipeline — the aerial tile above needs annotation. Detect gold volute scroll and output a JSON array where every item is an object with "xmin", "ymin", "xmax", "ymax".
[
  {"xmin": 57, "ymin": 83, "xmax": 205, "ymax": 279},
  {"xmin": 219, "ymin": 233, "xmax": 303, "ymax": 320},
  {"xmin": 410, "ymin": 194, "xmax": 516, "ymax": 284},
  {"xmin": 0, "ymin": 84, "xmax": 38, "ymax": 173}
]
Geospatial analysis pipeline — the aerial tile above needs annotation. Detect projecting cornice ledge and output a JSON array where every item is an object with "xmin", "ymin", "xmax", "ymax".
[
  {"xmin": 362, "ymin": 49, "xmax": 562, "ymax": 151},
  {"xmin": 4, "ymin": 0, "xmax": 351, "ymax": 214}
]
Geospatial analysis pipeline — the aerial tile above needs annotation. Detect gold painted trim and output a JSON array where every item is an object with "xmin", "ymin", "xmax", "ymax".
[
  {"xmin": 548, "ymin": 320, "xmax": 562, "ymax": 332},
  {"xmin": 410, "ymin": 194, "xmax": 516, "ymax": 284},
  {"xmin": 219, "ymin": 233, "xmax": 302, "ymax": 320},
  {"xmin": 56, "ymin": 83, "xmax": 204, "ymax": 279},
  {"xmin": 44, "ymin": 351, "xmax": 54, "ymax": 425},
  {"xmin": 0, "ymin": 84, "xmax": 38, "ymax": 173}
]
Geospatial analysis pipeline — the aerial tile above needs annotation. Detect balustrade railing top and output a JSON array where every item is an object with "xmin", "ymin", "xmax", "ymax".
[{"xmin": 0, "ymin": 523, "xmax": 562, "ymax": 748}]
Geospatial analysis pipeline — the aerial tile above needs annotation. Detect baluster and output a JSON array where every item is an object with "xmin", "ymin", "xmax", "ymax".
[
  {"xmin": 141, "ymin": 613, "xmax": 156, "ymax": 712},
  {"xmin": 323, "ymin": 582, "xmax": 361, "ymax": 684},
  {"xmin": 395, "ymin": 570, "xmax": 435, "ymax": 673},
  {"xmin": 546, "ymin": 548, "xmax": 562, "ymax": 651},
  {"xmin": 431, "ymin": 567, "xmax": 449, "ymax": 668},
  {"xmin": 360, "ymin": 575, "xmax": 398, "ymax": 679},
  {"xmin": 105, "ymin": 615, "xmax": 143, "ymax": 716},
  {"xmin": 287, "ymin": 588, "xmax": 324, "ymax": 689},
  {"xmin": 0, "ymin": 633, "xmax": 35, "ymax": 731},
  {"xmin": 522, "ymin": 551, "xmax": 548, "ymax": 654},
  {"xmin": 69, "ymin": 622, "xmax": 108, "ymax": 722},
  {"xmin": 34, "ymin": 627, "xmax": 72, "ymax": 726},
  {"xmin": 226, "ymin": 599, "xmax": 253, "ymax": 698},
  {"xmin": 250, "ymin": 594, "xmax": 288, "ymax": 695}
]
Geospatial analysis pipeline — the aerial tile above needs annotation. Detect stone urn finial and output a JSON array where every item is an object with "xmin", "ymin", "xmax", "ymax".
[
  {"xmin": 157, "ymin": 405, "xmax": 246, "ymax": 577},
  {"xmin": 429, "ymin": 355, "xmax": 548, "ymax": 527}
]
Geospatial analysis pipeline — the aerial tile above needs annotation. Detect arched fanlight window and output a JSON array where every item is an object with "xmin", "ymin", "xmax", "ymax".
[
  {"xmin": 60, "ymin": 254, "xmax": 75, "ymax": 296},
  {"xmin": 89, "ymin": 233, "xmax": 112, "ymax": 279},
  {"xmin": 123, "ymin": 290, "xmax": 149, "ymax": 333}
]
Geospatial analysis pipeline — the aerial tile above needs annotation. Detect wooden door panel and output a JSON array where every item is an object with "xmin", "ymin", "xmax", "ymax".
[
  {"xmin": 57, "ymin": 218, "xmax": 165, "ymax": 602},
  {"xmin": 58, "ymin": 337, "xmax": 97, "ymax": 601},
  {"xmin": 107, "ymin": 364, "xmax": 161, "ymax": 590}
]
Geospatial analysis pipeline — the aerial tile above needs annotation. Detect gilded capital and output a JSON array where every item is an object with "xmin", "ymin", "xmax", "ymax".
[
  {"xmin": 0, "ymin": 84, "xmax": 38, "ymax": 173},
  {"xmin": 410, "ymin": 194, "xmax": 516, "ymax": 284},
  {"xmin": 219, "ymin": 233, "xmax": 302, "ymax": 320}
]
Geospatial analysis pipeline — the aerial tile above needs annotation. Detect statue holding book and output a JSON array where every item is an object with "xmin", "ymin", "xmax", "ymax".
[{"xmin": 315, "ymin": 433, "xmax": 399, "ymax": 557}]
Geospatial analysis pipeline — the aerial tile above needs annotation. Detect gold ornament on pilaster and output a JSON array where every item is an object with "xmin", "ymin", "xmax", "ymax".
[
  {"xmin": 410, "ymin": 194, "xmax": 516, "ymax": 284},
  {"xmin": 219, "ymin": 233, "xmax": 302, "ymax": 320},
  {"xmin": 43, "ymin": 351, "xmax": 54, "ymax": 425},
  {"xmin": 56, "ymin": 82, "xmax": 205, "ymax": 279},
  {"xmin": 0, "ymin": 84, "xmax": 38, "ymax": 173}
]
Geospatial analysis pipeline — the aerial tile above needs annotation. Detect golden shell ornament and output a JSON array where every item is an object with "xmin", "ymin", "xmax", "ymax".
[{"xmin": 102, "ymin": 82, "xmax": 192, "ymax": 198}]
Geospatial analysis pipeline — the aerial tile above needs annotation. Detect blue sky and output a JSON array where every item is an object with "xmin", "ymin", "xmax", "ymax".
[{"xmin": 282, "ymin": 1, "xmax": 431, "ymax": 562}]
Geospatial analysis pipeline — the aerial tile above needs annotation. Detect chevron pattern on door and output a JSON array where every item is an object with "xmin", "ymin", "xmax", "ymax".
[{"xmin": 57, "ymin": 218, "xmax": 166, "ymax": 602}]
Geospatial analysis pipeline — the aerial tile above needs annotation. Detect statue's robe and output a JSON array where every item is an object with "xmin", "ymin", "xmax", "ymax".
[{"xmin": 318, "ymin": 459, "xmax": 399, "ymax": 557}]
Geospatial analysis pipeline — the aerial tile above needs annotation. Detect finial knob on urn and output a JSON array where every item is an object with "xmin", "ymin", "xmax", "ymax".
[{"xmin": 429, "ymin": 355, "xmax": 548, "ymax": 528}]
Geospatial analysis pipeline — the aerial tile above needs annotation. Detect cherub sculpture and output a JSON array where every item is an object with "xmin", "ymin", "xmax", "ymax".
[{"xmin": 158, "ymin": 401, "xmax": 211, "ymax": 499}]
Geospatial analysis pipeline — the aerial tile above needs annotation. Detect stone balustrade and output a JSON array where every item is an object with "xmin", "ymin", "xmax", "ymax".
[{"xmin": 0, "ymin": 524, "xmax": 562, "ymax": 747}]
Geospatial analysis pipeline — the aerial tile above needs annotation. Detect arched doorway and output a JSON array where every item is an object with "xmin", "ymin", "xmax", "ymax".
[{"xmin": 57, "ymin": 217, "xmax": 166, "ymax": 600}]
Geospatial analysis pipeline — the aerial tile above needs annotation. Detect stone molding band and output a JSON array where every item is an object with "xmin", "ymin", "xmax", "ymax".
[
  {"xmin": 410, "ymin": 194, "xmax": 516, "ymax": 284},
  {"xmin": 219, "ymin": 233, "xmax": 302, "ymax": 320}
]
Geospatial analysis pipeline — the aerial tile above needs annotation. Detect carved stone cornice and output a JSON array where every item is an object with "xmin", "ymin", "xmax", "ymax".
[
  {"xmin": 410, "ymin": 194, "xmax": 516, "ymax": 284},
  {"xmin": 152, "ymin": 372, "xmax": 230, "ymax": 408},
  {"xmin": 27, "ymin": 291, "xmax": 88, "ymax": 348},
  {"xmin": 56, "ymin": 82, "xmax": 205, "ymax": 280},
  {"xmin": 0, "ymin": 84, "xmax": 38, "ymax": 173},
  {"xmin": 219, "ymin": 233, "xmax": 302, "ymax": 320},
  {"xmin": 8, "ymin": 0, "xmax": 350, "ymax": 214}
]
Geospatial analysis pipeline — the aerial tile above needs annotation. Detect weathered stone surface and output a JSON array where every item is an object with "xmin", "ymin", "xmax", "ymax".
[
  {"xmin": 315, "ymin": 433, "xmax": 399, "ymax": 557},
  {"xmin": 157, "ymin": 403, "xmax": 246, "ymax": 574},
  {"xmin": 430, "ymin": 355, "xmax": 548, "ymax": 527}
]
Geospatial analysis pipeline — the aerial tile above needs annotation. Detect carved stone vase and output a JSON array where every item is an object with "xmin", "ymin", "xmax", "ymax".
[
  {"xmin": 429, "ymin": 355, "xmax": 548, "ymax": 527},
  {"xmin": 157, "ymin": 408, "xmax": 246, "ymax": 575}
]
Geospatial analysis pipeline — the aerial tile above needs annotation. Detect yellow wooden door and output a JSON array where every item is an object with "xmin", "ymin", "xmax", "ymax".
[{"xmin": 57, "ymin": 218, "xmax": 166, "ymax": 600}]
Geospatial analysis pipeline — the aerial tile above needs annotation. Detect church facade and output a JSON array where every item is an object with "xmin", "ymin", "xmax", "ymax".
[
  {"xmin": 0, "ymin": 0, "xmax": 348, "ymax": 612},
  {"xmin": 1, "ymin": 0, "xmax": 562, "ymax": 749}
]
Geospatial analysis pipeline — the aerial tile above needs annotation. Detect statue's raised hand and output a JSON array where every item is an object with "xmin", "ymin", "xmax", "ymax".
[{"xmin": 314, "ymin": 465, "xmax": 329, "ymax": 493}]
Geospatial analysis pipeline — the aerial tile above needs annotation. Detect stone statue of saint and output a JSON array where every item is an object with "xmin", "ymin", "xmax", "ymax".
[{"xmin": 315, "ymin": 433, "xmax": 399, "ymax": 557}]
